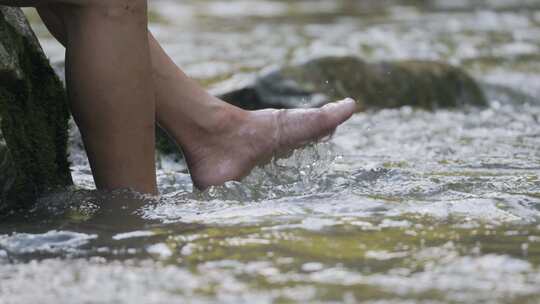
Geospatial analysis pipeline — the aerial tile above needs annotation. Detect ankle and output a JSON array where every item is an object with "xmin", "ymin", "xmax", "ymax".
[
  {"xmin": 198, "ymin": 101, "xmax": 248, "ymax": 135},
  {"xmin": 160, "ymin": 99, "xmax": 247, "ymax": 146}
]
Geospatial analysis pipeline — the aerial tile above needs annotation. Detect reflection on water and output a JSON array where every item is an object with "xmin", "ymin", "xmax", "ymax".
[{"xmin": 4, "ymin": 0, "xmax": 540, "ymax": 303}]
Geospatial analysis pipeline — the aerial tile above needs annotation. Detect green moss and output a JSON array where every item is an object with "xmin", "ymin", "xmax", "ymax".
[{"xmin": 0, "ymin": 9, "xmax": 72, "ymax": 212}]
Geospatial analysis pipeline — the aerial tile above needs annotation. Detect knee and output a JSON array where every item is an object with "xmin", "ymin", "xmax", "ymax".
[{"xmin": 78, "ymin": 0, "xmax": 147, "ymax": 18}]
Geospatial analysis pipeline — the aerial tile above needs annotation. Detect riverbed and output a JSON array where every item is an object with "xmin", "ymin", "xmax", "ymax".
[{"xmin": 2, "ymin": 0, "xmax": 540, "ymax": 303}]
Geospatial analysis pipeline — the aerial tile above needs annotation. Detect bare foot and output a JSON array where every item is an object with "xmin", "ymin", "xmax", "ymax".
[{"xmin": 178, "ymin": 98, "xmax": 357, "ymax": 189}]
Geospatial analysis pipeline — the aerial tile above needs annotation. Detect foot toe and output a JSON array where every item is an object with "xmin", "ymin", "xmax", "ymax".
[{"xmin": 322, "ymin": 98, "xmax": 357, "ymax": 125}]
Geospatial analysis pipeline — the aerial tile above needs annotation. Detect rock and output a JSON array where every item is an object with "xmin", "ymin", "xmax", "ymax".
[
  {"xmin": 0, "ymin": 135, "xmax": 16, "ymax": 204},
  {"xmin": 0, "ymin": 7, "xmax": 72, "ymax": 213},
  {"xmin": 215, "ymin": 56, "xmax": 487, "ymax": 111}
]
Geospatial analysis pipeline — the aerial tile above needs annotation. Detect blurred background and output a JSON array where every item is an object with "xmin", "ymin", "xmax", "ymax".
[{"xmin": 26, "ymin": 0, "xmax": 540, "ymax": 96}]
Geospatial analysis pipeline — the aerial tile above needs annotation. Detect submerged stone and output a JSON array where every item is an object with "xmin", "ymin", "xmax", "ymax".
[
  {"xmin": 216, "ymin": 56, "xmax": 488, "ymax": 111},
  {"xmin": 0, "ymin": 7, "xmax": 72, "ymax": 213}
]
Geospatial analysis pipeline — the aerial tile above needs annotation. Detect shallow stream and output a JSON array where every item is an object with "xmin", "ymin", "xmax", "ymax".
[{"xmin": 3, "ymin": 1, "xmax": 540, "ymax": 303}]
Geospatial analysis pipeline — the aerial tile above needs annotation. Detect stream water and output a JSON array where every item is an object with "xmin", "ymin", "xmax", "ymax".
[{"xmin": 2, "ymin": 0, "xmax": 540, "ymax": 303}]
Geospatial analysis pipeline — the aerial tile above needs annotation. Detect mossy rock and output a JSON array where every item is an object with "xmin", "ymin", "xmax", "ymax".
[
  {"xmin": 0, "ymin": 7, "xmax": 72, "ymax": 213},
  {"xmin": 217, "ymin": 56, "xmax": 487, "ymax": 111}
]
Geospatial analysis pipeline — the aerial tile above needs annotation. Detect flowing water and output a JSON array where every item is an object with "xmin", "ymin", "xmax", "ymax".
[{"xmin": 3, "ymin": 0, "xmax": 540, "ymax": 303}]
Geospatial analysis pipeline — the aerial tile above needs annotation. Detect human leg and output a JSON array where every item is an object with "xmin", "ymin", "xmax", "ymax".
[
  {"xmin": 33, "ymin": 0, "xmax": 158, "ymax": 194},
  {"xmin": 37, "ymin": 6, "xmax": 357, "ymax": 190}
]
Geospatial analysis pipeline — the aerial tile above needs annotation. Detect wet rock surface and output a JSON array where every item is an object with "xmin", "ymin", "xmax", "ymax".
[
  {"xmin": 0, "ymin": 133, "xmax": 15, "ymax": 206},
  {"xmin": 217, "ymin": 56, "xmax": 488, "ymax": 111},
  {"xmin": 0, "ymin": 7, "xmax": 72, "ymax": 213}
]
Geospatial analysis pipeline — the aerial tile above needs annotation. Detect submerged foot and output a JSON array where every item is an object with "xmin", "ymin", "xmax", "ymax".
[{"xmin": 181, "ymin": 98, "xmax": 357, "ymax": 189}]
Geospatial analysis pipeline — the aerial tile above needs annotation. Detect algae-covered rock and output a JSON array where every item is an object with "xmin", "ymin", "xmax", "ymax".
[
  {"xmin": 216, "ymin": 56, "xmax": 487, "ymax": 111},
  {"xmin": 0, "ymin": 7, "xmax": 72, "ymax": 212},
  {"xmin": 0, "ymin": 134, "xmax": 15, "ymax": 202}
]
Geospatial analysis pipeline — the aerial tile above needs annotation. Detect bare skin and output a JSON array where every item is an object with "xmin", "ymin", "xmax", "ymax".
[
  {"xmin": 0, "ymin": 0, "xmax": 159, "ymax": 193},
  {"xmin": 179, "ymin": 99, "xmax": 357, "ymax": 188},
  {"xmin": 2, "ymin": 0, "xmax": 357, "ymax": 192}
]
